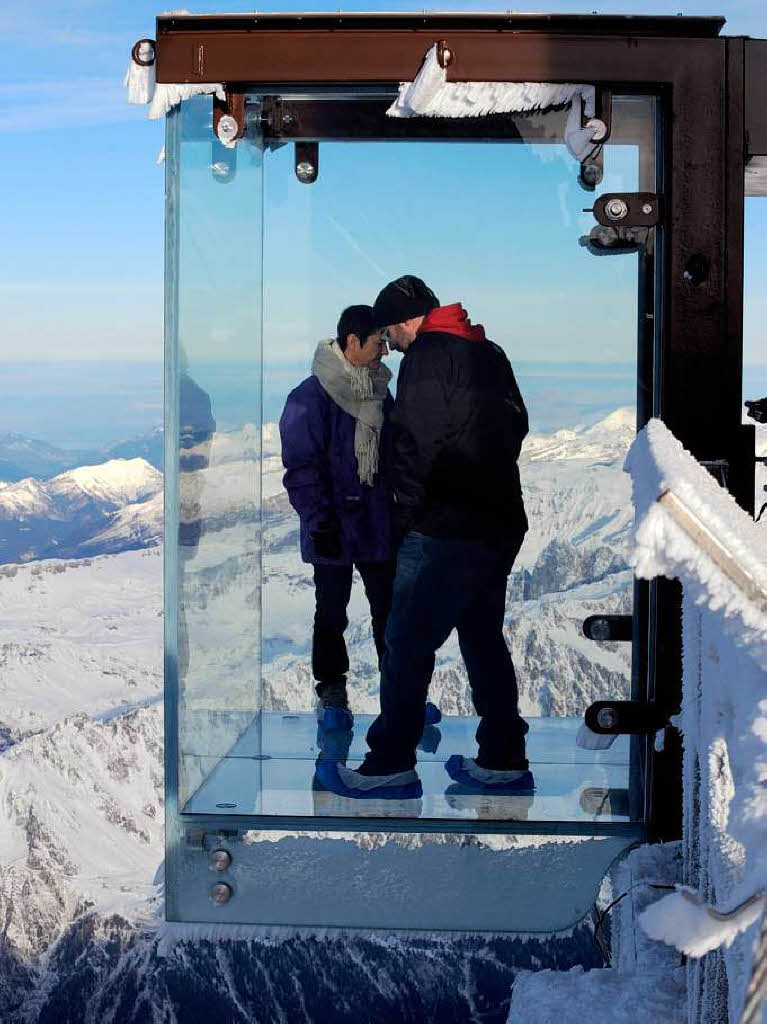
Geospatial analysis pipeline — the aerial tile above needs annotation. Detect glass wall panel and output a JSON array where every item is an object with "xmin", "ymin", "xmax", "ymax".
[
  {"xmin": 167, "ymin": 91, "xmax": 658, "ymax": 825},
  {"xmin": 165, "ymin": 97, "xmax": 264, "ymax": 810}
]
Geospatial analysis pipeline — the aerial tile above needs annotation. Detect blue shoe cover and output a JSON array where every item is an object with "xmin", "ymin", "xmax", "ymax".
[
  {"xmin": 418, "ymin": 724, "xmax": 442, "ymax": 754},
  {"xmin": 424, "ymin": 701, "xmax": 442, "ymax": 725},
  {"xmin": 314, "ymin": 760, "xmax": 423, "ymax": 800},
  {"xmin": 445, "ymin": 755, "xmax": 535, "ymax": 793},
  {"xmin": 320, "ymin": 706, "xmax": 354, "ymax": 731}
]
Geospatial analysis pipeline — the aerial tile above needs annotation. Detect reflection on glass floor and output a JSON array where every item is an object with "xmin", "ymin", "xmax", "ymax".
[{"xmin": 183, "ymin": 714, "xmax": 633, "ymax": 823}]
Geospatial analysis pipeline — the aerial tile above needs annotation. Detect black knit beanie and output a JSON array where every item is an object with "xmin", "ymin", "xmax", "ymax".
[
  {"xmin": 372, "ymin": 275, "xmax": 439, "ymax": 330},
  {"xmin": 336, "ymin": 305, "xmax": 376, "ymax": 349}
]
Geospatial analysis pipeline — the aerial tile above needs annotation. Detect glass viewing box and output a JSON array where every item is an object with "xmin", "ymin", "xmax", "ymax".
[{"xmin": 157, "ymin": 13, "xmax": 758, "ymax": 929}]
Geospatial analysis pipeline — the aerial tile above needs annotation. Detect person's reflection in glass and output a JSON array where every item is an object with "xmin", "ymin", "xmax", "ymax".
[
  {"xmin": 177, "ymin": 353, "xmax": 216, "ymax": 692},
  {"xmin": 444, "ymin": 786, "xmax": 535, "ymax": 822}
]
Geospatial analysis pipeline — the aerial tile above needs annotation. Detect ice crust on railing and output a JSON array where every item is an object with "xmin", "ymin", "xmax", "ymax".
[
  {"xmin": 387, "ymin": 43, "xmax": 600, "ymax": 163},
  {"xmin": 624, "ymin": 418, "xmax": 767, "ymax": 667},
  {"xmin": 623, "ymin": 419, "xmax": 766, "ymax": 1021}
]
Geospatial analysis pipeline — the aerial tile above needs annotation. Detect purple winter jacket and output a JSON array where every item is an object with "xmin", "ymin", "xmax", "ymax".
[{"xmin": 279, "ymin": 374, "xmax": 395, "ymax": 565}]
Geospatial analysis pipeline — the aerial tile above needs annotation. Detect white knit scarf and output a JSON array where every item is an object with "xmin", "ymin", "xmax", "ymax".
[{"xmin": 312, "ymin": 340, "xmax": 392, "ymax": 486}]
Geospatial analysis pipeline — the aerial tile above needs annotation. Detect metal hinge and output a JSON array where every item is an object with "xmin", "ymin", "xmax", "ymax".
[{"xmin": 586, "ymin": 192, "xmax": 663, "ymax": 228}]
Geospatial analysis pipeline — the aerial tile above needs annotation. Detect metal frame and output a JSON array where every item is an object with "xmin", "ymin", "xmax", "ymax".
[{"xmin": 158, "ymin": 13, "xmax": 752, "ymax": 854}]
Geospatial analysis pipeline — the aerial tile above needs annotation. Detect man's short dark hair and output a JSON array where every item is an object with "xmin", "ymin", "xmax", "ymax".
[{"xmin": 336, "ymin": 305, "xmax": 376, "ymax": 351}]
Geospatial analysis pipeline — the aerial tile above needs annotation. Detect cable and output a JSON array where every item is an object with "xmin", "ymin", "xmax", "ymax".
[{"xmin": 592, "ymin": 881, "xmax": 676, "ymax": 966}]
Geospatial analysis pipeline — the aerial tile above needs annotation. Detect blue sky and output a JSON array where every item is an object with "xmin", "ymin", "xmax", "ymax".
[{"xmin": 1, "ymin": 0, "xmax": 765, "ymax": 367}]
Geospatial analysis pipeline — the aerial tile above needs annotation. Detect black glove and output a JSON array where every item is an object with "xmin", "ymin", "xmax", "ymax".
[{"xmin": 311, "ymin": 519, "xmax": 343, "ymax": 560}]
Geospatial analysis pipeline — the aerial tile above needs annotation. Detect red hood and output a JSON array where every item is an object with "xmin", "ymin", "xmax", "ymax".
[{"xmin": 417, "ymin": 303, "xmax": 486, "ymax": 343}]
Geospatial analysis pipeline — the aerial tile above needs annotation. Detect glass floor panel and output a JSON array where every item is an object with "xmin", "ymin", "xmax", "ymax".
[{"xmin": 183, "ymin": 713, "xmax": 632, "ymax": 823}]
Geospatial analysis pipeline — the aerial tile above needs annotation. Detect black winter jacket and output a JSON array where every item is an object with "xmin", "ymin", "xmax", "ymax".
[{"xmin": 391, "ymin": 331, "xmax": 528, "ymax": 552}]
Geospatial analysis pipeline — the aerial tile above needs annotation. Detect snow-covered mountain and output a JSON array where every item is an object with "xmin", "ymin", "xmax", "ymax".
[
  {"xmin": 0, "ymin": 434, "xmax": 90, "ymax": 483},
  {"xmin": 257, "ymin": 409, "xmax": 635, "ymax": 717},
  {"xmin": 0, "ymin": 552, "xmax": 606, "ymax": 1023},
  {"xmin": 0, "ymin": 427, "xmax": 164, "ymax": 484},
  {"xmin": 0, "ymin": 410, "xmax": 641, "ymax": 1020},
  {"xmin": 0, "ymin": 459, "xmax": 162, "ymax": 563}
]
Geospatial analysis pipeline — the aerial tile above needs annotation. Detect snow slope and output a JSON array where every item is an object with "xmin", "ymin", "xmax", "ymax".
[{"xmin": 0, "ymin": 549, "xmax": 162, "ymax": 742}]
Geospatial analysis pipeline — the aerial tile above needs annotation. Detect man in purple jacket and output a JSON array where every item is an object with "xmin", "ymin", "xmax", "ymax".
[{"xmin": 279, "ymin": 306, "xmax": 395, "ymax": 729}]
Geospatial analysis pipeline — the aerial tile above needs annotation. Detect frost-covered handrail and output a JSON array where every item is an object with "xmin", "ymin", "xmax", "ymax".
[
  {"xmin": 624, "ymin": 419, "xmax": 767, "ymax": 1024},
  {"xmin": 625, "ymin": 418, "xmax": 767, "ymax": 666},
  {"xmin": 656, "ymin": 489, "xmax": 767, "ymax": 614}
]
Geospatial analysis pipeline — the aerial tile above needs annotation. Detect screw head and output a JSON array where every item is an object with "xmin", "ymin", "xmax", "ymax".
[
  {"xmin": 585, "ymin": 117, "xmax": 608, "ymax": 141},
  {"xmin": 210, "ymin": 160, "xmax": 233, "ymax": 182},
  {"xmin": 605, "ymin": 198, "xmax": 629, "ymax": 221},
  {"xmin": 597, "ymin": 707, "xmax": 619, "ymax": 730},
  {"xmin": 589, "ymin": 618, "xmax": 612, "ymax": 642},
  {"xmin": 296, "ymin": 160, "xmax": 316, "ymax": 184},
  {"xmin": 217, "ymin": 115, "xmax": 239, "ymax": 144},
  {"xmin": 211, "ymin": 882, "xmax": 234, "ymax": 905},
  {"xmin": 580, "ymin": 162, "xmax": 602, "ymax": 189},
  {"xmin": 210, "ymin": 849, "xmax": 232, "ymax": 871},
  {"xmin": 642, "ymin": 202, "xmax": 653, "ymax": 215}
]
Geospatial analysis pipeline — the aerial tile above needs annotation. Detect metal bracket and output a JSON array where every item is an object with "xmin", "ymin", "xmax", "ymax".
[
  {"xmin": 578, "ymin": 87, "xmax": 611, "ymax": 191},
  {"xmin": 589, "ymin": 86, "xmax": 612, "ymax": 143},
  {"xmin": 579, "ymin": 224, "xmax": 648, "ymax": 256},
  {"xmin": 213, "ymin": 90, "xmax": 246, "ymax": 145},
  {"xmin": 583, "ymin": 614, "xmax": 633, "ymax": 642},
  {"xmin": 585, "ymin": 700, "xmax": 671, "ymax": 735},
  {"xmin": 260, "ymin": 95, "xmax": 302, "ymax": 138},
  {"xmin": 589, "ymin": 192, "xmax": 663, "ymax": 228}
]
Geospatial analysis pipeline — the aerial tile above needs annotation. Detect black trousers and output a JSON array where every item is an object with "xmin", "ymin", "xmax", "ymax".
[
  {"xmin": 312, "ymin": 561, "xmax": 396, "ymax": 696},
  {"xmin": 364, "ymin": 533, "xmax": 529, "ymax": 773}
]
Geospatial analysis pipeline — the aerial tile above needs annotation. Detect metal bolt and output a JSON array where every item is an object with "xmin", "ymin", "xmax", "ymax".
[
  {"xmin": 211, "ymin": 882, "xmax": 234, "ymax": 905},
  {"xmin": 580, "ymin": 162, "xmax": 602, "ymax": 189},
  {"xmin": 589, "ymin": 618, "xmax": 612, "ymax": 642},
  {"xmin": 282, "ymin": 112, "xmax": 294, "ymax": 127},
  {"xmin": 585, "ymin": 118, "xmax": 608, "ymax": 141},
  {"xmin": 217, "ymin": 115, "xmax": 239, "ymax": 144},
  {"xmin": 210, "ymin": 849, "xmax": 232, "ymax": 871},
  {"xmin": 296, "ymin": 160, "xmax": 316, "ymax": 184},
  {"xmin": 642, "ymin": 202, "xmax": 653, "ymax": 215},
  {"xmin": 210, "ymin": 161, "xmax": 233, "ymax": 182},
  {"xmin": 605, "ymin": 198, "xmax": 629, "ymax": 221},
  {"xmin": 597, "ymin": 707, "xmax": 619, "ymax": 730}
]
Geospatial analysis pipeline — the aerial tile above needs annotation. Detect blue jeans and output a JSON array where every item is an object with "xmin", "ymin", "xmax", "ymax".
[{"xmin": 363, "ymin": 532, "xmax": 529, "ymax": 774}]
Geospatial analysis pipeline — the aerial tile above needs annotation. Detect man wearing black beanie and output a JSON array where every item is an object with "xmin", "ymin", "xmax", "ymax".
[
  {"xmin": 372, "ymin": 274, "xmax": 439, "ymax": 352},
  {"xmin": 315, "ymin": 275, "xmax": 533, "ymax": 802}
]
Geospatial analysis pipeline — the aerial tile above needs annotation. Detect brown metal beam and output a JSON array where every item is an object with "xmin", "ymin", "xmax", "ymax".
[
  {"xmin": 746, "ymin": 39, "xmax": 767, "ymax": 155},
  {"xmin": 157, "ymin": 12, "xmax": 726, "ymax": 40},
  {"xmin": 156, "ymin": 28, "xmax": 726, "ymax": 87}
]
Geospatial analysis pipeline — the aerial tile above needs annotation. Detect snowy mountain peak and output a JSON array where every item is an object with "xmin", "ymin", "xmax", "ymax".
[
  {"xmin": 51, "ymin": 459, "xmax": 162, "ymax": 505},
  {"xmin": 521, "ymin": 409, "xmax": 636, "ymax": 465},
  {"xmin": 585, "ymin": 407, "xmax": 636, "ymax": 434}
]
